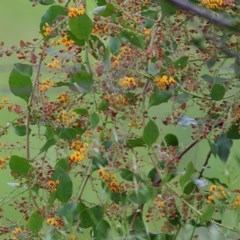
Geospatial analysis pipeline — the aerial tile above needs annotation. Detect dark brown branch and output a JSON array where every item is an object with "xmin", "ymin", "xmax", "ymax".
[
  {"xmin": 198, "ymin": 150, "xmax": 211, "ymax": 179},
  {"xmin": 168, "ymin": 0, "xmax": 239, "ymax": 31}
]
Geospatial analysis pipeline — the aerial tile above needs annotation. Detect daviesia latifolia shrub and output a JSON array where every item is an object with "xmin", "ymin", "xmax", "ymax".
[{"xmin": 1, "ymin": 0, "xmax": 240, "ymax": 239}]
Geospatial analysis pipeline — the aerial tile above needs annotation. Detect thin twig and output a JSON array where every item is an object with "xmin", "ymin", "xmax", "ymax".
[
  {"xmin": 177, "ymin": 139, "xmax": 200, "ymax": 160},
  {"xmin": 75, "ymin": 161, "xmax": 92, "ymax": 201},
  {"xmin": 198, "ymin": 150, "xmax": 211, "ymax": 179}
]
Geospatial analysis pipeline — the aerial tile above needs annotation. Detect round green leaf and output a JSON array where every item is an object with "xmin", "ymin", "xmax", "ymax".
[
  {"xmin": 69, "ymin": 14, "xmax": 93, "ymax": 40},
  {"xmin": 120, "ymin": 168, "xmax": 134, "ymax": 181},
  {"xmin": 210, "ymin": 84, "xmax": 226, "ymax": 101},
  {"xmin": 40, "ymin": 5, "xmax": 67, "ymax": 38},
  {"xmin": 78, "ymin": 202, "xmax": 104, "ymax": 228},
  {"xmin": 164, "ymin": 133, "xmax": 178, "ymax": 147},
  {"xmin": 14, "ymin": 125, "xmax": 27, "ymax": 136},
  {"xmin": 143, "ymin": 119, "xmax": 159, "ymax": 148},
  {"xmin": 149, "ymin": 91, "xmax": 172, "ymax": 107},
  {"xmin": 108, "ymin": 36, "xmax": 121, "ymax": 55},
  {"xmin": 70, "ymin": 71, "xmax": 93, "ymax": 93},
  {"xmin": 52, "ymin": 167, "xmax": 73, "ymax": 203},
  {"xmin": 39, "ymin": 0, "xmax": 54, "ymax": 5},
  {"xmin": 9, "ymin": 155, "xmax": 32, "ymax": 177},
  {"xmin": 58, "ymin": 202, "xmax": 78, "ymax": 223},
  {"xmin": 28, "ymin": 210, "xmax": 44, "ymax": 234},
  {"xmin": 9, "ymin": 63, "xmax": 33, "ymax": 103},
  {"xmin": 90, "ymin": 112, "xmax": 100, "ymax": 128},
  {"xmin": 92, "ymin": 219, "xmax": 111, "ymax": 239}
]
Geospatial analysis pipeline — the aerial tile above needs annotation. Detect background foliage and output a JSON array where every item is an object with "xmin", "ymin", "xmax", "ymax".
[{"xmin": 1, "ymin": 0, "xmax": 240, "ymax": 239}]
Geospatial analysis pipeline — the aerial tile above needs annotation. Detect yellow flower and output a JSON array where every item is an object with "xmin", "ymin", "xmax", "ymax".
[
  {"xmin": 232, "ymin": 196, "xmax": 240, "ymax": 209},
  {"xmin": 2, "ymin": 97, "xmax": 8, "ymax": 103},
  {"xmin": 68, "ymin": 5, "xmax": 85, "ymax": 18},
  {"xmin": 46, "ymin": 58, "xmax": 61, "ymax": 70},
  {"xmin": 155, "ymin": 75, "xmax": 176, "ymax": 90},
  {"xmin": 42, "ymin": 23, "xmax": 54, "ymax": 37},
  {"xmin": 201, "ymin": 0, "xmax": 223, "ymax": 8},
  {"xmin": 119, "ymin": 76, "xmax": 137, "ymax": 88}
]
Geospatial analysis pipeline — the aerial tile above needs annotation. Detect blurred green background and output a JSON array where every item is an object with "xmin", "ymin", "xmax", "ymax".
[{"xmin": 0, "ymin": 1, "xmax": 240, "ymax": 239}]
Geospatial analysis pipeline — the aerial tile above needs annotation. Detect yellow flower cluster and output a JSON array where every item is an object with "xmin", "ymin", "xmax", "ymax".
[
  {"xmin": 98, "ymin": 168, "xmax": 125, "ymax": 193},
  {"xmin": 119, "ymin": 76, "xmax": 137, "ymax": 88},
  {"xmin": 56, "ymin": 110, "xmax": 76, "ymax": 126},
  {"xmin": 154, "ymin": 75, "xmax": 176, "ymax": 90},
  {"xmin": 0, "ymin": 97, "xmax": 8, "ymax": 110},
  {"xmin": 42, "ymin": 23, "xmax": 54, "ymax": 37},
  {"xmin": 144, "ymin": 28, "xmax": 151, "ymax": 40},
  {"xmin": 68, "ymin": 141, "xmax": 88, "ymax": 164},
  {"xmin": 12, "ymin": 227, "xmax": 28, "ymax": 240},
  {"xmin": 154, "ymin": 194, "xmax": 165, "ymax": 208},
  {"xmin": 207, "ymin": 184, "xmax": 226, "ymax": 203},
  {"xmin": 39, "ymin": 79, "xmax": 55, "ymax": 93},
  {"xmin": 0, "ymin": 157, "xmax": 8, "ymax": 170},
  {"xmin": 46, "ymin": 58, "xmax": 61, "ymax": 70},
  {"xmin": 68, "ymin": 5, "xmax": 85, "ymax": 18},
  {"xmin": 201, "ymin": 0, "xmax": 222, "ymax": 8},
  {"xmin": 232, "ymin": 195, "xmax": 240, "ymax": 209},
  {"xmin": 47, "ymin": 180, "xmax": 59, "ymax": 192},
  {"xmin": 57, "ymin": 92, "xmax": 70, "ymax": 105},
  {"xmin": 104, "ymin": 93, "xmax": 128, "ymax": 109},
  {"xmin": 46, "ymin": 217, "xmax": 64, "ymax": 229},
  {"xmin": 55, "ymin": 34, "xmax": 75, "ymax": 49}
]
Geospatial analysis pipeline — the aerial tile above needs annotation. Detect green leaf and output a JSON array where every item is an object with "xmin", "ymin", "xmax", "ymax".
[
  {"xmin": 55, "ymin": 127, "xmax": 85, "ymax": 140},
  {"xmin": 78, "ymin": 202, "xmax": 104, "ymax": 228},
  {"xmin": 159, "ymin": 0, "xmax": 177, "ymax": 18},
  {"xmin": 74, "ymin": 108, "xmax": 89, "ymax": 115},
  {"xmin": 70, "ymin": 71, "xmax": 93, "ymax": 93},
  {"xmin": 58, "ymin": 202, "xmax": 78, "ymax": 223},
  {"xmin": 92, "ymin": 219, "xmax": 111, "ymax": 239},
  {"xmin": 69, "ymin": 14, "xmax": 93, "ymax": 40},
  {"xmin": 14, "ymin": 125, "xmax": 27, "ymax": 136},
  {"xmin": 121, "ymin": 169, "xmax": 134, "ymax": 181},
  {"xmin": 148, "ymin": 61, "xmax": 160, "ymax": 76},
  {"xmin": 227, "ymin": 124, "xmax": 240, "ymax": 139},
  {"xmin": 141, "ymin": 10, "xmax": 158, "ymax": 29},
  {"xmin": 108, "ymin": 36, "xmax": 121, "ymax": 55},
  {"xmin": 92, "ymin": 4, "xmax": 114, "ymax": 17},
  {"xmin": 210, "ymin": 84, "xmax": 226, "ymax": 101},
  {"xmin": 129, "ymin": 186, "xmax": 156, "ymax": 204},
  {"xmin": 179, "ymin": 162, "xmax": 195, "ymax": 189},
  {"xmin": 96, "ymin": 0, "xmax": 107, "ymax": 5},
  {"xmin": 14, "ymin": 63, "xmax": 33, "ymax": 77},
  {"xmin": 174, "ymin": 56, "xmax": 189, "ymax": 69},
  {"xmin": 55, "ymin": 158, "xmax": 71, "ymax": 172},
  {"xmin": 234, "ymin": 56, "xmax": 240, "ymax": 76},
  {"xmin": 28, "ymin": 210, "xmax": 44, "ymax": 234},
  {"xmin": 39, "ymin": 0, "xmax": 54, "ymax": 5},
  {"xmin": 40, "ymin": 5, "xmax": 67, "ymax": 38},
  {"xmin": 127, "ymin": 137, "xmax": 145, "ymax": 148},
  {"xmin": 212, "ymin": 134, "xmax": 233, "ymax": 162},
  {"xmin": 92, "ymin": 156, "xmax": 108, "ymax": 172},
  {"xmin": 201, "ymin": 204, "xmax": 215, "ymax": 223},
  {"xmin": 183, "ymin": 180, "xmax": 196, "ymax": 194},
  {"xmin": 164, "ymin": 134, "xmax": 178, "ymax": 147},
  {"xmin": 149, "ymin": 91, "xmax": 172, "ymax": 107},
  {"xmin": 53, "ymin": 167, "xmax": 73, "ymax": 203},
  {"xmin": 121, "ymin": 30, "xmax": 144, "ymax": 48},
  {"xmin": 9, "ymin": 63, "xmax": 33, "ymax": 102},
  {"xmin": 143, "ymin": 119, "xmax": 159, "ymax": 147},
  {"xmin": 90, "ymin": 112, "xmax": 100, "ymax": 128},
  {"xmin": 9, "ymin": 155, "xmax": 32, "ymax": 177},
  {"xmin": 40, "ymin": 138, "xmax": 57, "ymax": 154}
]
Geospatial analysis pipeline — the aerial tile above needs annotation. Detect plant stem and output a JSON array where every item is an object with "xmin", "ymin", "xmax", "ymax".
[
  {"xmin": 198, "ymin": 150, "xmax": 211, "ymax": 179},
  {"xmin": 75, "ymin": 160, "xmax": 92, "ymax": 201}
]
